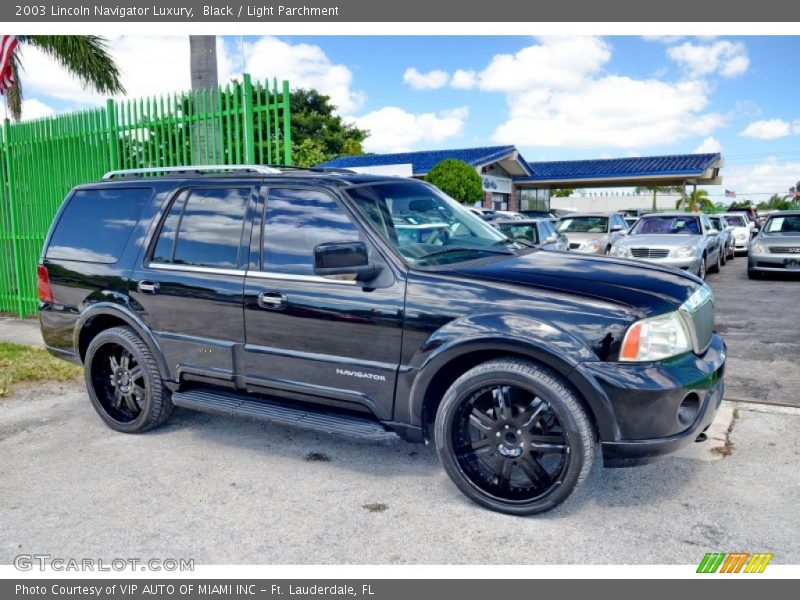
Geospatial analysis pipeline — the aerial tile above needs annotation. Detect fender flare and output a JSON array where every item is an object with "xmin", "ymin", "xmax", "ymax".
[
  {"xmin": 73, "ymin": 302, "xmax": 171, "ymax": 382},
  {"xmin": 407, "ymin": 331, "xmax": 620, "ymax": 442}
]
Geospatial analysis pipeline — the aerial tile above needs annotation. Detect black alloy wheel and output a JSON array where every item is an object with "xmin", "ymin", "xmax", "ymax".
[
  {"xmin": 84, "ymin": 326, "xmax": 173, "ymax": 433},
  {"xmin": 435, "ymin": 359, "xmax": 595, "ymax": 515}
]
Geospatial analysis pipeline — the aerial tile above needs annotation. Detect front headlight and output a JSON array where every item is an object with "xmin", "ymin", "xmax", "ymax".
[
  {"xmin": 750, "ymin": 240, "xmax": 766, "ymax": 254},
  {"xmin": 619, "ymin": 311, "xmax": 692, "ymax": 362},
  {"xmin": 670, "ymin": 245, "xmax": 697, "ymax": 258},
  {"xmin": 735, "ymin": 231, "xmax": 748, "ymax": 240},
  {"xmin": 610, "ymin": 245, "xmax": 630, "ymax": 257}
]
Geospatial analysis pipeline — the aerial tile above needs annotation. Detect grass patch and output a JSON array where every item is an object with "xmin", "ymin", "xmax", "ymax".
[{"xmin": 0, "ymin": 342, "xmax": 81, "ymax": 397}]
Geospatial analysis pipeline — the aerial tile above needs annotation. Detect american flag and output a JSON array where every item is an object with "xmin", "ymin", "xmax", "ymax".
[
  {"xmin": 725, "ymin": 189, "xmax": 736, "ymax": 199},
  {"xmin": 0, "ymin": 35, "xmax": 18, "ymax": 94}
]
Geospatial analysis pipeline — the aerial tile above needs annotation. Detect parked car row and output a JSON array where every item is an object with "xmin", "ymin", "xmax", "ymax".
[{"xmin": 747, "ymin": 210, "xmax": 800, "ymax": 278}]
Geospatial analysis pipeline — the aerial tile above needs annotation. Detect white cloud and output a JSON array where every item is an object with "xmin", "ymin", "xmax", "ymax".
[
  {"xmin": 451, "ymin": 69, "xmax": 477, "ymax": 89},
  {"xmin": 694, "ymin": 136, "xmax": 723, "ymax": 153},
  {"xmin": 493, "ymin": 76, "xmax": 724, "ymax": 149},
  {"xmin": 402, "ymin": 67, "xmax": 449, "ymax": 90},
  {"xmin": 20, "ymin": 98, "xmax": 55, "ymax": 121},
  {"xmin": 667, "ymin": 40, "xmax": 750, "ymax": 78},
  {"xmin": 350, "ymin": 106, "xmax": 468, "ymax": 153},
  {"xmin": 243, "ymin": 37, "xmax": 364, "ymax": 114},
  {"xmin": 475, "ymin": 37, "xmax": 611, "ymax": 93},
  {"xmin": 19, "ymin": 36, "xmax": 363, "ymax": 116},
  {"xmin": 740, "ymin": 119, "xmax": 792, "ymax": 140},
  {"xmin": 723, "ymin": 157, "xmax": 800, "ymax": 196}
]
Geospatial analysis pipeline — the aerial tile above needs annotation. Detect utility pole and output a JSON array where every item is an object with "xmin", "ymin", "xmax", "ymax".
[{"xmin": 189, "ymin": 35, "xmax": 221, "ymax": 164}]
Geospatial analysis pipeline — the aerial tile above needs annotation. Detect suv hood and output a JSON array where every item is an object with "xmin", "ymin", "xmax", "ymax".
[{"xmin": 454, "ymin": 250, "xmax": 700, "ymax": 316}]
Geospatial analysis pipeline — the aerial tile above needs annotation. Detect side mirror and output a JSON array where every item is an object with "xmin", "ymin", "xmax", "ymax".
[
  {"xmin": 313, "ymin": 241, "xmax": 382, "ymax": 281},
  {"xmin": 545, "ymin": 235, "xmax": 558, "ymax": 244},
  {"xmin": 708, "ymin": 229, "xmax": 719, "ymax": 236},
  {"xmin": 610, "ymin": 224, "xmax": 624, "ymax": 232}
]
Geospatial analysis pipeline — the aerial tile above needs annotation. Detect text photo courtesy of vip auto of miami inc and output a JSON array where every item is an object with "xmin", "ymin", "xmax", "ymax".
[{"xmin": 0, "ymin": 21, "xmax": 798, "ymax": 587}]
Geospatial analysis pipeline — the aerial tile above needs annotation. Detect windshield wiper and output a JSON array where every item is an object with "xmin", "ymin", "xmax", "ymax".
[{"xmin": 419, "ymin": 246, "xmax": 514, "ymax": 262}]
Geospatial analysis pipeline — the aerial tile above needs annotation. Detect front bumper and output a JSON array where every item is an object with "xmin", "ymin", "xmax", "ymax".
[
  {"xmin": 748, "ymin": 252, "xmax": 800, "ymax": 272},
  {"xmin": 629, "ymin": 255, "xmax": 702, "ymax": 274},
  {"xmin": 576, "ymin": 332, "xmax": 726, "ymax": 467}
]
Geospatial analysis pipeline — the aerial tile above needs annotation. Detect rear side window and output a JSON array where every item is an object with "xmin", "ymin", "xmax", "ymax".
[
  {"xmin": 151, "ymin": 187, "xmax": 251, "ymax": 269},
  {"xmin": 262, "ymin": 187, "xmax": 359, "ymax": 276},
  {"xmin": 46, "ymin": 188, "xmax": 152, "ymax": 263}
]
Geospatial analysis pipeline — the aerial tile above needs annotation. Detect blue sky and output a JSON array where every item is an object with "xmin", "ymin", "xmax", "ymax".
[{"xmin": 18, "ymin": 35, "xmax": 800, "ymax": 199}]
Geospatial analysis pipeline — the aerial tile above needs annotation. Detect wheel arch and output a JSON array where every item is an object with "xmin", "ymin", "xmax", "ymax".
[
  {"xmin": 74, "ymin": 302, "xmax": 170, "ymax": 382},
  {"xmin": 409, "ymin": 337, "xmax": 619, "ymax": 444}
]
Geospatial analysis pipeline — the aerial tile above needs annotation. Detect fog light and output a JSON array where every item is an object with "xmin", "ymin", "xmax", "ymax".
[{"xmin": 677, "ymin": 393, "xmax": 700, "ymax": 428}]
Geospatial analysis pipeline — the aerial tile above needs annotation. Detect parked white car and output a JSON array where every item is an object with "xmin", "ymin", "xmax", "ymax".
[{"xmin": 718, "ymin": 212, "xmax": 752, "ymax": 254}]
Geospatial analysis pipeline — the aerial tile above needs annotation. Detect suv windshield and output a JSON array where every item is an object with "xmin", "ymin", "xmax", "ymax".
[
  {"xmin": 764, "ymin": 215, "xmax": 800, "ymax": 234},
  {"xmin": 347, "ymin": 181, "xmax": 512, "ymax": 266},
  {"xmin": 631, "ymin": 215, "xmax": 701, "ymax": 235},
  {"xmin": 556, "ymin": 216, "xmax": 608, "ymax": 233}
]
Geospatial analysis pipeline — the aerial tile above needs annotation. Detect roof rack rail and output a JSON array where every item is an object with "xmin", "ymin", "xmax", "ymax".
[
  {"xmin": 102, "ymin": 165, "xmax": 283, "ymax": 179},
  {"xmin": 259, "ymin": 164, "xmax": 356, "ymax": 174}
]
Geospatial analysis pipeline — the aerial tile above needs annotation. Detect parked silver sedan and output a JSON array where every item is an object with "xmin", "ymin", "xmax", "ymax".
[
  {"xmin": 747, "ymin": 211, "xmax": 800, "ymax": 278},
  {"xmin": 708, "ymin": 215, "xmax": 736, "ymax": 263},
  {"xmin": 493, "ymin": 218, "xmax": 569, "ymax": 251},
  {"xmin": 610, "ymin": 212, "xmax": 723, "ymax": 279},
  {"xmin": 555, "ymin": 212, "xmax": 629, "ymax": 254}
]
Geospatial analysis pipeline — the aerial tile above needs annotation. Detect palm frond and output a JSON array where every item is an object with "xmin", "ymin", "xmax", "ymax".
[
  {"xmin": 18, "ymin": 35, "xmax": 124, "ymax": 95},
  {"xmin": 5, "ymin": 57, "xmax": 22, "ymax": 121}
]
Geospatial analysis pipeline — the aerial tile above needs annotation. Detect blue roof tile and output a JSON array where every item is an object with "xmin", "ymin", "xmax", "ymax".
[
  {"xmin": 519, "ymin": 153, "xmax": 721, "ymax": 182},
  {"xmin": 317, "ymin": 145, "xmax": 528, "ymax": 175}
]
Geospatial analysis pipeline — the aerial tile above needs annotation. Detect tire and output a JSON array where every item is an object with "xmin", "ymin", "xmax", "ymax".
[
  {"xmin": 709, "ymin": 250, "xmax": 722, "ymax": 273},
  {"xmin": 720, "ymin": 246, "xmax": 727, "ymax": 266},
  {"xmin": 747, "ymin": 269, "xmax": 761, "ymax": 280},
  {"xmin": 434, "ymin": 358, "xmax": 595, "ymax": 516},
  {"xmin": 727, "ymin": 244, "xmax": 735, "ymax": 261},
  {"xmin": 84, "ymin": 326, "xmax": 173, "ymax": 433},
  {"xmin": 698, "ymin": 256, "xmax": 707, "ymax": 280}
]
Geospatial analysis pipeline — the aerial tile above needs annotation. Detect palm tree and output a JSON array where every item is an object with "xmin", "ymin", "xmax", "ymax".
[
  {"xmin": 676, "ymin": 188, "xmax": 714, "ymax": 212},
  {"xmin": 5, "ymin": 36, "xmax": 124, "ymax": 121},
  {"xmin": 635, "ymin": 185, "xmax": 685, "ymax": 211}
]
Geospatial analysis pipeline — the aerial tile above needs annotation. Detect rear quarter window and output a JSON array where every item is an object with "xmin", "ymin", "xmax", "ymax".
[{"xmin": 46, "ymin": 187, "xmax": 152, "ymax": 263}]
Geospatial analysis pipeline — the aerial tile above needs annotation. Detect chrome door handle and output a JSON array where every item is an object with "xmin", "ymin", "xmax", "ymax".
[
  {"xmin": 257, "ymin": 290, "xmax": 288, "ymax": 310},
  {"xmin": 138, "ymin": 281, "xmax": 160, "ymax": 294}
]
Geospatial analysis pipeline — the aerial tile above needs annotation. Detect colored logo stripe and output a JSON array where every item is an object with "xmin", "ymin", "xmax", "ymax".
[{"xmin": 697, "ymin": 552, "xmax": 773, "ymax": 573}]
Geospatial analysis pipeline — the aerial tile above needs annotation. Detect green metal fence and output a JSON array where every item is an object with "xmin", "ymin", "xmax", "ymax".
[{"xmin": 0, "ymin": 74, "xmax": 291, "ymax": 317}]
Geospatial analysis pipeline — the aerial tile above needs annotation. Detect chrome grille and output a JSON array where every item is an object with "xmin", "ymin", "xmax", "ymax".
[
  {"xmin": 769, "ymin": 246, "xmax": 800, "ymax": 254},
  {"xmin": 630, "ymin": 248, "xmax": 670, "ymax": 259},
  {"xmin": 690, "ymin": 298, "xmax": 715, "ymax": 353}
]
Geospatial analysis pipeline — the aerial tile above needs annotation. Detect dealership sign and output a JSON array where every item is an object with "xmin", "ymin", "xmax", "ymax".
[{"xmin": 482, "ymin": 174, "xmax": 512, "ymax": 194}]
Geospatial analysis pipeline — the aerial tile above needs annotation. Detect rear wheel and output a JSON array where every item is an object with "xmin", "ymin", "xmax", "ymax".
[
  {"xmin": 435, "ymin": 359, "xmax": 595, "ymax": 515},
  {"xmin": 84, "ymin": 326, "xmax": 173, "ymax": 433}
]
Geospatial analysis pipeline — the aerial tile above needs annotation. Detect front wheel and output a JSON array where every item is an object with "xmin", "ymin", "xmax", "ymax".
[
  {"xmin": 84, "ymin": 326, "xmax": 173, "ymax": 433},
  {"xmin": 709, "ymin": 250, "xmax": 722, "ymax": 273},
  {"xmin": 698, "ymin": 256, "xmax": 707, "ymax": 280},
  {"xmin": 435, "ymin": 359, "xmax": 595, "ymax": 516}
]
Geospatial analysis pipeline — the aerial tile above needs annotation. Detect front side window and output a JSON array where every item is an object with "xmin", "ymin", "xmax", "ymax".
[
  {"xmin": 263, "ymin": 187, "xmax": 360, "ymax": 275},
  {"xmin": 556, "ymin": 216, "xmax": 609, "ymax": 234},
  {"xmin": 151, "ymin": 187, "xmax": 251, "ymax": 268},
  {"xmin": 47, "ymin": 187, "xmax": 152, "ymax": 263},
  {"xmin": 346, "ymin": 181, "xmax": 510, "ymax": 266},
  {"xmin": 631, "ymin": 216, "xmax": 701, "ymax": 235}
]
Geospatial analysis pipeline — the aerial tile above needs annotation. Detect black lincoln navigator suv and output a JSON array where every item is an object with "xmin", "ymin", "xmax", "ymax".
[{"xmin": 38, "ymin": 165, "xmax": 726, "ymax": 515}]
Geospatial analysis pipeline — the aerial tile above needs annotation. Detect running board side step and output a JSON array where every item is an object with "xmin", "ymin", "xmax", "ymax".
[{"xmin": 172, "ymin": 388, "xmax": 398, "ymax": 442}]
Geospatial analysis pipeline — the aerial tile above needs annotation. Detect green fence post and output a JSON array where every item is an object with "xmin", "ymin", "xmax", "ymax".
[
  {"xmin": 3, "ymin": 119, "xmax": 25, "ymax": 317},
  {"xmin": 282, "ymin": 80, "xmax": 292, "ymax": 165},
  {"xmin": 106, "ymin": 99, "xmax": 118, "ymax": 170},
  {"xmin": 242, "ymin": 73, "xmax": 256, "ymax": 164}
]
